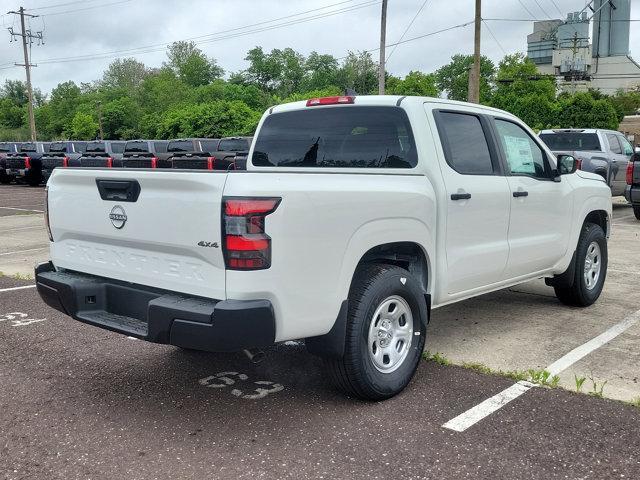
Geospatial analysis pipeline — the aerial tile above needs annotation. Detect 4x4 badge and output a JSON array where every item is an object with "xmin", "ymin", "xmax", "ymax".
[{"xmin": 109, "ymin": 205, "xmax": 127, "ymax": 229}]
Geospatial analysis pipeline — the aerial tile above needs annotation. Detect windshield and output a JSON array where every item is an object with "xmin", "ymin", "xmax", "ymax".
[
  {"xmin": 539, "ymin": 132, "xmax": 601, "ymax": 151},
  {"xmin": 168, "ymin": 140, "xmax": 195, "ymax": 152},
  {"xmin": 49, "ymin": 143, "xmax": 68, "ymax": 153},
  {"xmin": 125, "ymin": 141, "xmax": 150, "ymax": 153},
  {"xmin": 86, "ymin": 142, "xmax": 106, "ymax": 153},
  {"xmin": 219, "ymin": 138, "xmax": 249, "ymax": 152},
  {"xmin": 252, "ymin": 107, "xmax": 417, "ymax": 168}
]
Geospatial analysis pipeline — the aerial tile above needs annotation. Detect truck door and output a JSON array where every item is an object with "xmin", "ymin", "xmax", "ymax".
[
  {"xmin": 491, "ymin": 117, "xmax": 573, "ymax": 278},
  {"xmin": 605, "ymin": 133, "xmax": 627, "ymax": 196},
  {"xmin": 431, "ymin": 108, "xmax": 511, "ymax": 295}
]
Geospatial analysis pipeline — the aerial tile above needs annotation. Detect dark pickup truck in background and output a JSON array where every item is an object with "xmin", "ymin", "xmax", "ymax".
[
  {"xmin": 213, "ymin": 136, "xmax": 253, "ymax": 169},
  {"xmin": 76, "ymin": 140, "xmax": 126, "ymax": 168},
  {"xmin": 121, "ymin": 140, "xmax": 170, "ymax": 169},
  {"xmin": 33, "ymin": 141, "xmax": 88, "ymax": 185},
  {"xmin": 625, "ymin": 152, "xmax": 640, "ymax": 220},
  {"xmin": 4, "ymin": 142, "xmax": 49, "ymax": 186},
  {"xmin": 168, "ymin": 138, "xmax": 220, "ymax": 170},
  {"xmin": 0, "ymin": 142, "xmax": 19, "ymax": 184}
]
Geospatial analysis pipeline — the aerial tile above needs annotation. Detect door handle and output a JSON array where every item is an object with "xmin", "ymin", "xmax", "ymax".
[
  {"xmin": 513, "ymin": 191, "xmax": 529, "ymax": 198},
  {"xmin": 451, "ymin": 193, "xmax": 471, "ymax": 201}
]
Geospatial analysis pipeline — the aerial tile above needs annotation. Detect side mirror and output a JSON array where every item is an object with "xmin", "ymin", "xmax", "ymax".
[{"xmin": 557, "ymin": 154, "xmax": 578, "ymax": 175}]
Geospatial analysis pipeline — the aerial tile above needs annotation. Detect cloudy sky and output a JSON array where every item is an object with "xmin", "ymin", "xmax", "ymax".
[{"xmin": 0, "ymin": 0, "xmax": 638, "ymax": 94}]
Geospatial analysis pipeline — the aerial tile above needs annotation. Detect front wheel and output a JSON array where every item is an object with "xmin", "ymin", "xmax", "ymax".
[
  {"xmin": 634, "ymin": 206, "xmax": 640, "ymax": 221},
  {"xmin": 554, "ymin": 223, "xmax": 607, "ymax": 307},
  {"xmin": 324, "ymin": 264, "xmax": 427, "ymax": 400}
]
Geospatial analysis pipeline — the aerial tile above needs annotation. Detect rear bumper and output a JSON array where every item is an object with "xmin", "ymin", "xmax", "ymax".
[
  {"xmin": 625, "ymin": 185, "xmax": 640, "ymax": 205},
  {"xmin": 35, "ymin": 262, "xmax": 276, "ymax": 352}
]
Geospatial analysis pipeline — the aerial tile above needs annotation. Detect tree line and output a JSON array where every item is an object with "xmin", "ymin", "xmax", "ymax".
[{"xmin": 0, "ymin": 40, "xmax": 639, "ymax": 141}]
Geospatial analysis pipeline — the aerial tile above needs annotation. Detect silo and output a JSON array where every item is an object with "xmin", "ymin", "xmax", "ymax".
[{"xmin": 592, "ymin": 0, "xmax": 631, "ymax": 57}]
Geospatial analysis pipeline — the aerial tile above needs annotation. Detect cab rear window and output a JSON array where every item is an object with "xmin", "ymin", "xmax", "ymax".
[{"xmin": 252, "ymin": 106, "xmax": 417, "ymax": 168}]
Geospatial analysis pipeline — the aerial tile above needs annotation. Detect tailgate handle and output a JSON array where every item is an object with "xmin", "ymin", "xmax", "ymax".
[{"xmin": 96, "ymin": 179, "xmax": 141, "ymax": 202}]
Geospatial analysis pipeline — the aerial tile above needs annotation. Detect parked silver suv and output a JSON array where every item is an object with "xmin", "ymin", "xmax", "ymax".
[{"xmin": 539, "ymin": 129, "xmax": 634, "ymax": 197}]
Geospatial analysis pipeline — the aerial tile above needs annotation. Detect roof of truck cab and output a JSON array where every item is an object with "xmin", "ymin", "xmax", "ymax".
[
  {"xmin": 539, "ymin": 128, "xmax": 619, "ymax": 134},
  {"xmin": 269, "ymin": 95, "xmax": 518, "ymax": 118}
]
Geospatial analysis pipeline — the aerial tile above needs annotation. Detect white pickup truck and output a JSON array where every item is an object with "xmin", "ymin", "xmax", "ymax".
[{"xmin": 36, "ymin": 95, "xmax": 611, "ymax": 400}]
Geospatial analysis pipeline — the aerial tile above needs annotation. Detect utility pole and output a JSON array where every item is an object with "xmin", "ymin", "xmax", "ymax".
[
  {"xmin": 467, "ymin": 0, "xmax": 481, "ymax": 103},
  {"xmin": 96, "ymin": 101, "xmax": 104, "ymax": 140},
  {"xmin": 7, "ymin": 7, "xmax": 43, "ymax": 141},
  {"xmin": 378, "ymin": 0, "xmax": 388, "ymax": 95}
]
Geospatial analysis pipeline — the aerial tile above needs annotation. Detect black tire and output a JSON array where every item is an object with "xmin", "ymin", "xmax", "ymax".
[
  {"xmin": 0, "ymin": 174, "xmax": 11, "ymax": 185},
  {"xmin": 554, "ymin": 223, "xmax": 607, "ymax": 307},
  {"xmin": 27, "ymin": 171, "xmax": 42, "ymax": 187},
  {"xmin": 634, "ymin": 206, "xmax": 640, "ymax": 221},
  {"xmin": 325, "ymin": 263, "xmax": 427, "ymax": 401}
]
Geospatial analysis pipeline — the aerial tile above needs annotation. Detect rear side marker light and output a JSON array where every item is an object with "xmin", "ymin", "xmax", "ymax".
[
  {"xmin": 222, "ymin": 197, "xmax": 281, "ymax": 270},
  {"xmin": 626, "ymin": 162, "xmax": 634, "ymax": 185},
  {"xmin": 207, "ymin": 156, "xmax": 215, "ymax": 170},
  {"xmin": 306, "ymin": 96, "xmax": 354, "ymax": 107},
  {"xmin": 151, "ymin": 157, "xmax": 158, "ymax": 168},
  {"xmin": 24, "ymin": 156, "xmax": 31, "ymax": 168}
]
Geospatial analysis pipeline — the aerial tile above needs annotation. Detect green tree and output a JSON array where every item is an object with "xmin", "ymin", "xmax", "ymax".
[
  {"xmin": 70, "ymin": 111, "xmax": 98, "ymax": 139},
  {"xmin": 387, "ymin": 71, "xmax": 439, "ymax": 97},
  {"xmin": 242, "ymin": 47, "xmax": 305, "ymax": 96},
  {"xmin": 101, "ymin": 58, "xmax": 148, "ymax": 90},
  {"xmin": 335, "ymin": 51, "xmax": 378, "ymax": 94},
  {"xmin": 165, "ymin": 41, "xmax": 223, "ymax": 87},
  {"xmin": 557, "ymin": 92, "xmax": 619, "ymax": 130},
  {"xmin": 48, "ymin": 81, "xmax": 82, "ymax": 136},
  {"xmin": 435, "ymin": 54, "xmax": 495, "ymax": 102},
  {"xmin": 0, "ymin": 99, "xmax": 25, "ymax": 128},
  {"xmin": 301, "ymin": 51, "xmax": 339, "ymax": 91}
]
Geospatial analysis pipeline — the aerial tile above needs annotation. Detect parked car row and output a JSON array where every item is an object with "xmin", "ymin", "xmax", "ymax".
[{"xmin": 0, "ymin": 136, "xmax": 252, "ymax": 186}]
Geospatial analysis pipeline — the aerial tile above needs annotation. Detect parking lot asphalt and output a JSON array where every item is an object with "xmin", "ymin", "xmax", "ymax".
[{"xmin": 1, "ymin": 183, "xmax": 639, "ymax": 479}]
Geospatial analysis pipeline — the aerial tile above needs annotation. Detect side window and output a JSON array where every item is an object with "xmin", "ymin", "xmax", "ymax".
[
  {"xmin": 618, "ymin": 136, "xmax": 634, "ymax": 156},
  {"xmin": 494, "ymin": 119, "xmax": 548, "ymax": 179},
  {"xmin": 606, "ymin": 134, "xmax": 622, "ymax": 154},
  {"xmin": 436, "ymin": 112, "xmax": 494, "ymax": 175}
]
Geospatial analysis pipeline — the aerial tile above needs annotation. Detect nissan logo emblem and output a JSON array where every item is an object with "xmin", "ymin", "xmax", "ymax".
[{"xmin": 109, "ymin": 205, "xmax": 127, "ymax": 229}]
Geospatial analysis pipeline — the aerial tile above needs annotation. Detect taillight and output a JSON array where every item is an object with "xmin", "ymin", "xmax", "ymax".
[
  {"xmin": 306, "ymin": 96, "xmax": 354, "ymax": 106},
  {"xmin": 62, "ymin": 156, "xmax": 69, "ymax": 167},
  {"xmin": 24, "ymin": 156, "xmax": 31, "ymax": 168},
  {"xmin": 44, "ymin": 186, "xmax": 53, "ymax": 242},
  {"xmin": 207, "ymin": 156, "xmax": 215, "ymax": 170},
  {"xmin": 575, "ymin": 158, "xmax": 582, "ymax": 170},
  {"xmin": 626, "ymin": 162, "xmax": 634, "ymax": 185},
  {"xmin": 151, "ymin": 157, "xmax": 158, "ymax": 168},
  {"xmin": 222, "ymin": 197, "xmax": 281, "ymax": 270},
  {"xmin": 106, "ymin": 157, "xmax": 113, "ymax": 168}
]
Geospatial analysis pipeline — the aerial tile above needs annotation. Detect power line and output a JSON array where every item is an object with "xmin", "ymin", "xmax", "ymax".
[
  {"xmin": 517, "ymin": 0, "xmax": 537, "ymax": 19},
  {"xmin": 386, "ymin": 0, "xmax": 429, "ymax": 62},
  {"xmin": 482, "ymin": 18, "xmax": 506, "ymax": 55},
  {"xmin": 484, "ymin": 17, "xmax": 640, "ymax": 22},
  {"xmin": 34, "ymin": 0, "xmax": 378, "ymax": 65},
  {"xmin": 25, "ymin": 0, "xmax": 108, "ymax": 11},
  {"xmin": 533, "ymin": 0, "xmax": 553, "ymax": 19},
  {"xmin": 549, "ymin": 0, "xmax": 564, "ymax": 16},
  {"xmin": 37, "ymin": 0, "xmax": 133, "ymax": 17}
]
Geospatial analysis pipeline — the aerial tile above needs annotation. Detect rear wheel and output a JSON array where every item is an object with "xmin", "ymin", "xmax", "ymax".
[
  {"xmin": 554, "ymin": 223, "xmax": 607, "ymax": 307},
  {"xmin": 634, "ymin": 206, "xmax": 640, "ymax": 221},
  {"xmin": 27, "ymin": 171, "xmax": 42, "ymax": 187},
  {"xmin": 324, "ymin": 264, "xmax": 427, "ymax": 400}
]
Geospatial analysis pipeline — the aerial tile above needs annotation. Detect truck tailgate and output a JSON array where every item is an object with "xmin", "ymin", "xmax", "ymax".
[{"xmin": 47, "ymin": 168, "xmax": 228, "ymax": 300}]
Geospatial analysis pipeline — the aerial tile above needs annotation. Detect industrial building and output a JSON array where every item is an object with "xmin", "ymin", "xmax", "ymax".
[{"xmin": 527, "ymin": 0, "xmax": 640, "ymax": 93}]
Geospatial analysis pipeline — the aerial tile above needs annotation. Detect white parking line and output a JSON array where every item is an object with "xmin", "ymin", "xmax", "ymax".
[
  {"xmin": 0, "ymin": 207, "xmax": 44, "ymax": 213},
  {"xmin": 0, "ymin": 247, "xmax": 48, "ymax": 256},
  {"xmin": 0, "ymin": 285, "xmax": 36, "ymax": 293},
  {"xmin": 442, "ymin": 309, "xmax": 640, "ymax": 432}
]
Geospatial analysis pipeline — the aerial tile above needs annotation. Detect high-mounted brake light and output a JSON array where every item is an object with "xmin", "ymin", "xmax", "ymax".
[
  {"xmin": 24, "ymin": 156, "xmax": 31, "ymax": 169},
  {"xmin": 63, "ymin": 156, "xmax": 70, "ymax": 167},
  {"xmin": 106, "ymin": 157, "xmax": 113, "ymax": 168},
  {"xmin": 626, "ymin": 161, "xmax": 634, "ymax": 185},
  {"xmin": 306, "ymin": 96, "xmax": 355, "ymax": 107},
  {"xmin": 222, "ymin": 197, "xmax": 281, "ymax": 270},
  {"xmin": 151, "ymin": 157, "xmax": 158, "ymax": 168},
  {"xmin": 207, "ymin": 156, "xmax": 215, "ymax": 170}
]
